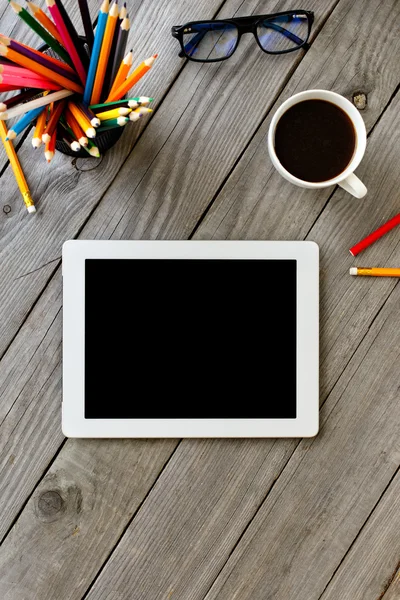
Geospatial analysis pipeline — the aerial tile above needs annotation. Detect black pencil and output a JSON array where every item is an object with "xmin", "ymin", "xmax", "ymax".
[
  {"xmin": 78, "ymin": 0, "xmax": 94, "ymax": 53},
  {"xmin": 55, "ymin": 0, "xmax": 89, "ymax": 70}
]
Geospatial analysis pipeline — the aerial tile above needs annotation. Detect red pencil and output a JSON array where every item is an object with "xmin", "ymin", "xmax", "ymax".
[{"xmin": 350, "ymin": 212, "xmax": 400, "ymax": 256}]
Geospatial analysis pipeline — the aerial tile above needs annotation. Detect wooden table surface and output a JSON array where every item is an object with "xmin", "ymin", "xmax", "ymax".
[{"xmin": 1, "ymin": 0, "xmax": 399, "ymax": 598}]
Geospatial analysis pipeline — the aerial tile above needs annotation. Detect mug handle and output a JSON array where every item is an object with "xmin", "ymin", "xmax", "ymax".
[{"xmin": 339, "ymin": 173, "xmax": 367, "ymax": 198}]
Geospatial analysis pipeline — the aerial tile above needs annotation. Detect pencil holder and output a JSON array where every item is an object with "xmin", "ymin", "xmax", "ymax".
[{"xmin": 39, "ymin": 38, "xmax": 125, "ymax": 158}]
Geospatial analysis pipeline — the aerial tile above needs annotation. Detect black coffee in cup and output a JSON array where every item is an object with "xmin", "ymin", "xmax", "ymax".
[{"xmin": 274, "ymin": 99, "xmax": 356, "ymax": 182}]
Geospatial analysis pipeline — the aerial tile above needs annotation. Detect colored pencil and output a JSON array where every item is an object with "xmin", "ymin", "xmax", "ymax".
[
  {"xmin": 0, "ymin": 88, "xmax": 73, "ymax": 120},
  {"xmin": 89, "ymin": 96, "xmax": 152, "ymax": 111},
  {"xmin": 0, "ymin": 63, "xmax": 57, "ymax": 79},
  {"xmin": 6, "ymin": 104, "xmax": 46, "ymax": 140},
  {"xmin": 44, "ymin": 128, "xmax": 56, "ymax": 162},
  {"xmin": 0, "ymin": 84, "xmax": 22, "ymax": 91},
  {"xmin": 90, "ymin": 0, "xmax": 119, "ymax": 105},
  {"xmin": 105, "ymin": 54, "xmax": 157, "ymax": 102},
  {"xmin": 96, "ymin": 106, "xmax": 130, "ymax": 119},
  {"xmin": 0, "ymin": 43, "xmax": 83, "ymax": 93},
  {"xmin": 0, "ymin": 73, "xmax": 62, "ymax": 90},
  {"xmin": 349, "ymin": 213, "xmax": 400, "ymax": 256},
  {"xmin": 0, "ymin": 120, "xmax": 35, "ymax": 212},
  {"xmin": 46, "ymin": 0, "xmax": 87, "ymax": 85},
  {"xmin": 83, "ymin": 0, "xmax": 109, "ymax": 105},
  {"xmin": 32, "ymin": 105, "xmax": 48, "ymax": 147},
  {"xmin": 108, "ymin": 46, "xmax": 131, "ymax": 99},
  {"xmin": 85, "ymin": 138, "xmax": 100, "ymax": 157},
  {"xmin": 68, "ymin": 101, "xmax": 96, "ymax": 137},
  {"xmin": 0, "ymin": 35, "xmax": 79, "ymax": 79},
  {"xmin": 96, "ymin": 115, "xmax": 128, "ymax": 131},
  {"xmin": 0, "ymin": 88, "xmax": 39, "ymax": 111},
  {"xmin": 64, "ymin": 108, "xmax": 88, "ymax": 145},
  {"xmin": 59, "ymin": 122, "xmax": 81, "ymax": 151},
  {"xmin": 26, "ymin": 1, "xmax": 65, "ymax": 45},
  {"xmin": 42, "ymin": 99, "xmax": 66, "ymax": 142},
  {"xmin": 350, "ymin": 267, "xmax": 400, "ymax": 277},
  {"xmin": 78, "ymin": 102, "xmax": 100, "ymax": 127},
  {"xmin": 78, "ymin": 0, "xmax": 94, "ymax": 52},
  {"xmin": 103, "ymin": 2, "xmax": 126, "ymax": 94},
  {"xmin": 9, "ymin": 1, "xmax": 72, "ymax": 65}
]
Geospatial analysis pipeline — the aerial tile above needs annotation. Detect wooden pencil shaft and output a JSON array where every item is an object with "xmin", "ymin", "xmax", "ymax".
[
  {"xmin": 103, "ymin": 12, "xmax": 127, "ymax": 95},
  {"xmin": 27, "ymin": 2, "xmax": 65, "ymax": 45},
  {"xmin": 78, "ymin": 0, "xmax": 95, "ymax": 51},
  {"xmin": 0, "ymin": 120, "xmax": 34, "ymax": 212},
  {"xmin": 42, "ymin": 99, "xmax": 66, "ymax": 141},
  {"xmin": 0, "ymin": 74, "xmax": 62, "ymax": 90},
  {"xmin": 54, "ymin": 0, "xmax": 88, "ymax": 67},
  {"xmin": 9, "ymin": 1, "xmax": 72, "ymax": 65},
  {"xmin": 108, "ymin": 22, "xmax": 129, "ymax": 95},
  {"xmin": 0, "ymin": 45, "xmax": 83, "ymax": 93},
  {"xmin": 0, "ymin": 88, "xmax": 73, "ymax": 120},
  {"xmin": 82, "ymin": 0, "xmax": 109, "ymax": 106},
  {"xmin": 90, "ymin": 0, "xmax": 119, "ymax": 105},
  {"xmin": 0, "ymin": 36, "xmax": 79, "ymax": 80},
  {"xmin": 0, "ymin": 89, "xmax": 39, "ymax": 111},
  {"xmin": 106, "ymin": 55, "xmax": 157, "ymax": 103}
]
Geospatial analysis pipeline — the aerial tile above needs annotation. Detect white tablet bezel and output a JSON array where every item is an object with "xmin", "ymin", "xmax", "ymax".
[{"xmin": 62, "ymin": 240, "xmax": 319, "ymax": 438}]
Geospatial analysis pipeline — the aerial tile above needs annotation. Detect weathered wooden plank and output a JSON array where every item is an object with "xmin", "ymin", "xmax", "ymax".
[
  {"xmin": 0, "ymin": 0, "xmax": 338, "ymax": 360},
  {"xmin": 0, "ymin": 437, "xmax": 178, "ymax": 600},
  {"xmin": 382, "ymin": 568, "xmax": 400, "ymax": 600},
  {"xmin": 0, "ymin": 438, "xmax": 295, "ymax": 600},
  {"xmin": 319, "ymin": 471, "xmax": 400, "ymax": 600},
  {"xmin": 0, "ymin": 0, "xmax": 225, "ymax": 357}
]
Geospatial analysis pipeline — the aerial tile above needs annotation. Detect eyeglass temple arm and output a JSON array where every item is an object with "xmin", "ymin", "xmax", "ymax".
[{"xmin": 177, "ymin": 22, "xmax": 306, "ymax": 58}]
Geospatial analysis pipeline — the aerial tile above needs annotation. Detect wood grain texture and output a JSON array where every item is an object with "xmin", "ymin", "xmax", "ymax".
[
  {"xmin": 197, "ymin": 283, "xmax": 400, "ymax": 600},
  {"xmin": 319, "ymin": 471, "xmax": 400, "ymax": 600},
  {"xmin": 0, "ymin": 437, "xmax": 178, "ymax": 600},
  {"xmin": 382, "ymin": 568, "xmax": 400, "ymax": 600},
  {"xmin": 0, "ymin": 0, "xmax": 224, "ymax": 359}
]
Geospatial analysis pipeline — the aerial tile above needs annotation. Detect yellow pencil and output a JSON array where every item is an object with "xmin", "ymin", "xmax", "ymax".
[
  {"xmin": 0, "ymin": 120, "xmax": 35, "ymax": 213},
  {"xmin": 96, "ymin": 106, "xmax": 131, "ymax": 120},
  {"xmin": 90, "ymin": 0, "xmax": 119, "ymax": 105},
  {"xmin": 68, "ymin": 101, "xmax": 96, "ymax": 138},
  {"xmin": 350, "ymin": 267, "xmax": 400, "ymax": 277},
  {"xmin": 32, "ymin": 105, "xmax": 48, "ymax": 148}
]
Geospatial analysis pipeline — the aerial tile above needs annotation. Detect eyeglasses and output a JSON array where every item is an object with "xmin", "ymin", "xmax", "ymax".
[{"xmin": 172, "ymin": 11, "xmax": 314, "ymax": 62}]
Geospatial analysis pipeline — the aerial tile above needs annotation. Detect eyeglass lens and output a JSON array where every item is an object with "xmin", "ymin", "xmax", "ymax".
[
  {"xmin": 257, "ymin": 14, "xmax": 309, "ymax": 52},
  {"xmin": 182, "ymin": 22, "xmax": 239, "ymax": 60}
]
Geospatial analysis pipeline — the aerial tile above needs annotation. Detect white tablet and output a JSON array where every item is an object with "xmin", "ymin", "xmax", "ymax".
[{"xmin": 62, "ymin": 240, "xmax": 319, "ymax": 438}]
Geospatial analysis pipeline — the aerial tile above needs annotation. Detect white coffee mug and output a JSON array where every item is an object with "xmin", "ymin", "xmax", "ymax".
[{"xmin": 268, "ymin": 89, "xmax": 367, "ymax": 198}]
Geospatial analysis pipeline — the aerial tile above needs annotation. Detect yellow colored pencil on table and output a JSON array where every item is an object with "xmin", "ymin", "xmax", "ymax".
[
  {"xmin": 350, "ymin": 267, "xmax": 400, "ymax": 277},
  {"xmin": 0, "ymin": 121, "xmax": 35, "ymax": 213},
  {"xmin": 105, "ymin": 54, "xmax": 157, "ymax": 103}
]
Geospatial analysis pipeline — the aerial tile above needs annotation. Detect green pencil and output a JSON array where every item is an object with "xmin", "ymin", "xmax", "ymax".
[
  {"xmin": 89, "ymin": 97, "xmax": 153, "ymax": 111},
  {"xmin": 9, "ymin": 0, "xmax": 73, "ymax": 66},
  {"xmin": 96, "ymin": 116, "xmax": 129, "ymax": 132}
]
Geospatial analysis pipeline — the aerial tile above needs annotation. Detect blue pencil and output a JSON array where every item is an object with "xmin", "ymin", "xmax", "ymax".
[
  {"xmin": 6, "ymin": 105, "xmax": 46, "ymax": 141},
  {"xmin": 83, "ymin": 0, "xmax": 110, "ymax": 106}
]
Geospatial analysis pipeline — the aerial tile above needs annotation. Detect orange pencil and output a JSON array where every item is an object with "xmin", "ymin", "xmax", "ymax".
[
  {"xmin": 105, "ymin": 54, "xmax": 157, "ymax": 103},
  {"xmin": 108, "ymin": 49, "xmax": 132, "ymax": 99},
  {"xmin": 68, "ymin": 102, "xmax": 96, "ymax": 138},
  {"xmin": 44, "ymin": 129, "xmax": 56, "ymax": 162},
  {"xmin": 42, "ymin": 99, "xmax": 66, "ymax": 143},
  {"xmin": 0, "ymin": 43, "xmax": 83, "ymax": 93},
  {"xmin": 64, "ymin": 107, "xmax": 88, "ymax": 146},
  {"xmin": 90, "ymin": 0, "xmax": 120, "ymax": 104},
  {"xmin": 32, "ymin": 105, "xmax": 48, "ymax": 148},
  {"xmin": 27, "ymin": 1, "xmax": 65, "ymax": 46}
]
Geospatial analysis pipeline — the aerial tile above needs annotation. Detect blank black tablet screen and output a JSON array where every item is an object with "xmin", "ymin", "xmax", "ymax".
[{"xmin": 85, "ymin": 259, "xmax": 296, "ymax": 419}]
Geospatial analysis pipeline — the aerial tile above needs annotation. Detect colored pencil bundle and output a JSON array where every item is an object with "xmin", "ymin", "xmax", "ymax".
[{"xmin": 0, "ymin": 0, "xmax": 157, "ymax": 213}]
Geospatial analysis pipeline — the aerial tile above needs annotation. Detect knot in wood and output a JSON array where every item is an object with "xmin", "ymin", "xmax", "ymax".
[
  {"xmin": 38, "ymin": 491, "xmax": 64, "ymax": 517},
  {"xmin": 352, "ymin": 92, "xmax": 367, "ymax": 110}
]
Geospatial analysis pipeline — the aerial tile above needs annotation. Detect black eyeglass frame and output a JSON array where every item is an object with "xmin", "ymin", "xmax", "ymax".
[{"xmin": 171, "ymin": 10, "xmax": 314, "ymax": 62}]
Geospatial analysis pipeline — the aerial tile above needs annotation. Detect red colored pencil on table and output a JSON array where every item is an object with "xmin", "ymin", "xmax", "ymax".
[{"xmin": 349, "ymin": 213, "xmax": 400, "ymax": 256}]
